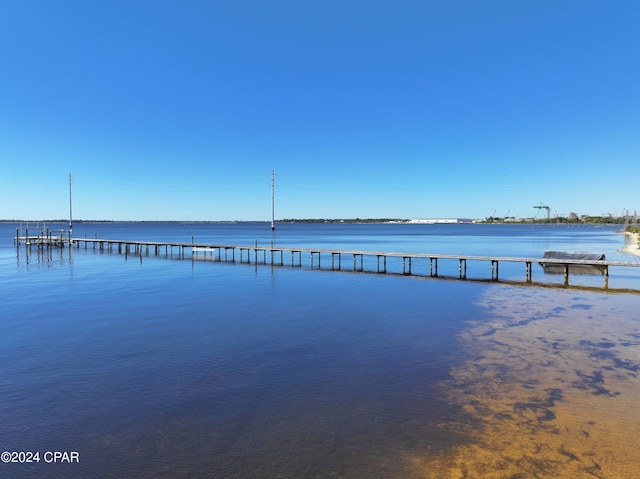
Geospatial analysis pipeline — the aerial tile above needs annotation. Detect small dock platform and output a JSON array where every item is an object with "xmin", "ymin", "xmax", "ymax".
[
  {"xmin": 14, "ymin": 228, "xmax": 640, "ymax": 290},
  {"xmin": 15, "ymin": 232, "xmax": 69, "ymax": 247}
]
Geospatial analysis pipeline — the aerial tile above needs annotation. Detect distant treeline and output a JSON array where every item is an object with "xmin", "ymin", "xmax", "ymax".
[
  {"xmin": 484, "ymin": 216, "xmax": 635, "ymax": 225},
  {"xmin": 278, "ymin": 218, "xmax": 403, "ymax": 224}
]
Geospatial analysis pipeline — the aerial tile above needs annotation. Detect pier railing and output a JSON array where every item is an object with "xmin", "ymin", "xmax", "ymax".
[{"xmin": 13, "ymin": 227, "xmax": 70, "ymax": 247}]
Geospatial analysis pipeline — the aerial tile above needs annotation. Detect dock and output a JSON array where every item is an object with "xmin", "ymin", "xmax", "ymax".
[{"xmin": 14, "ymin": 229, "xmax": 640, "ymax": 289}]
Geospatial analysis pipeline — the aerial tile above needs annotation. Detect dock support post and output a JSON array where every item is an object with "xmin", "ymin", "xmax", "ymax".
[
  {"xmin": 430, "ymin": 258, "xmax": 438, "ymax": 277},
  {"xmin": 332, "ymin": 253, "xmax": 341, "ymax": 270},
  {"xmin": 403, "ymin": 257, "xmax": 412, "ymax": 275},
  {"xmin": 491, "ymin": 260, "xmax": 499, "ymax": 280},
  {"xmin": 604, "ymin": 265, "xmax": 609, "ymax": 289},
  {"xmin": 459, "ymin": 259, "xmax": 467, "ymax": 279},
  {"xmin": 526, "ymin": 262, "xmax": 532, "ymax": 282},
  {"xmin": 563, "ymin": 264, "xmax": 569, "ymax": 287}
]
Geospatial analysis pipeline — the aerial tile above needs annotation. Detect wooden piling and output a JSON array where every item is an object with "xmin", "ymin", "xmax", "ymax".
[
  {"xmin": 459, "ymin": 259, "xmax": 467, "ymax": 279},
  {"xmin": 430, "ymin": 258, "xmax": 438, "ymax": 277},
  {"xmin": 491, "ymin": 260, "xmax": 499, "ymax": 280}
]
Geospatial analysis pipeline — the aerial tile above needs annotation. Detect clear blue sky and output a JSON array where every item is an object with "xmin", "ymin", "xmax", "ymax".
[{"xmin": 1, "ymin": 1, "xmax": 638, "ymax": 221}]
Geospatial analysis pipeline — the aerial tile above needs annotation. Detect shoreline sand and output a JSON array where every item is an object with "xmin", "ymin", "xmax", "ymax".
[
  {"xmin": 620, "ymin": 231, "xmax": 640, "ymax": 258},
  {"xmin": 409, "ymin": 288, "xmax": 640, "ymax": 478}
]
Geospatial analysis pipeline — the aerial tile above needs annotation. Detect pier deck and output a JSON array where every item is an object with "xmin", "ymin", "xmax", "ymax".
[{"xmin": 14, "ymin": 230, "xmax": 640, "ymax": 289}]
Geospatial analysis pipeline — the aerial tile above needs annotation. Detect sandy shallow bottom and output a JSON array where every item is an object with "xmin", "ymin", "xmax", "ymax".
[
  {"xmin": 620, "ymin": 232, "xmax": 640, "ymax": 257},
  {"xmin": 408, "ymin": 287, "xmax": 640, "ymax": 479}
]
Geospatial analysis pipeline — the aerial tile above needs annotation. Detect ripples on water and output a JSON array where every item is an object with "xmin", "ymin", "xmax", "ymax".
[{"xmin": 1, "ymin": 223, "xmax": 639, "ymax": 478}]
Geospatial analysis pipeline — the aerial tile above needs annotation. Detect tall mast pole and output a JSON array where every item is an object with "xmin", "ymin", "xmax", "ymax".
[
  {"xmin": 271, "ymin": 170, "xmax": 275, "ymax": 231},
  {"xmin": 68, "ymin": 173, "xmax": 73, "ymax": 238}
]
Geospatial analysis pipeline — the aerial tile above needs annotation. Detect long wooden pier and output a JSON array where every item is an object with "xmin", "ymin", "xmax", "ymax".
[{"xmin": 13, "ymin": 229, "xmax": 640, "ymax": 289}]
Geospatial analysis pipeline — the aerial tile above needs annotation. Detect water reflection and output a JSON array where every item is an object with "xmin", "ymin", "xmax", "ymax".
[{"xmin": 16, "ymin": 243, "xmax": 74, "ymax": 270}]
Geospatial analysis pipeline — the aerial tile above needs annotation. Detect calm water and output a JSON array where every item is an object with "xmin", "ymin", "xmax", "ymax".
[{"xmin": 1, "ymin": 222, "xmax": 639, "ymax": 478}]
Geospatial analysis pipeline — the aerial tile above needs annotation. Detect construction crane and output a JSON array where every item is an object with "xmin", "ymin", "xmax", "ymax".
[
  {"xmin": 534, "ymin": 202, "xmax": 551, "ymax": 220},
  {"xmin": 623, "ymin": 209, "xmax": 638, "ymax": 228}
]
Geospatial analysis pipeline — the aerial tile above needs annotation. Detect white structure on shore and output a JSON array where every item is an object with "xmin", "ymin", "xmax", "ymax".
[{"xmin": 407, "ymin": 218, "xmax": 473, "ymax": 224}]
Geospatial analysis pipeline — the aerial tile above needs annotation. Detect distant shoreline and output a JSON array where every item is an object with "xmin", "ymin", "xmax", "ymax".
[{"xmin": 0, "ymin": 218, "xmax": 635, "ymax": 226}]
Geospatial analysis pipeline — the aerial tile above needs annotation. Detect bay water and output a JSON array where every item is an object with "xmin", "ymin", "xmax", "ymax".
[{"xmin": 1, "ymin": 222, "xmax": 639, "ymax": 478}]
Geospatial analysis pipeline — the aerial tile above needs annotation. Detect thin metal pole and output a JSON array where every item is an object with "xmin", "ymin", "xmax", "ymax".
[
  {"xmin": 271, "ymin": 170, "xmax": 275, "ymax": 230},
  {"xmin": 68, "ymin": 173, "xmax": 73, "ymax": 239}
]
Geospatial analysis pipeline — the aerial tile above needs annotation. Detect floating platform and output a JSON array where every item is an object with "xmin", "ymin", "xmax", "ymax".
[{"xmin": 540, "ymin": 251, "xmax": 608, "ymax": 275}]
